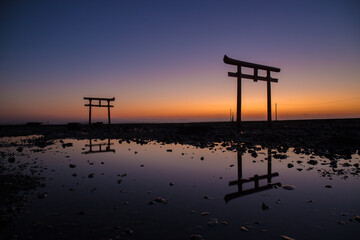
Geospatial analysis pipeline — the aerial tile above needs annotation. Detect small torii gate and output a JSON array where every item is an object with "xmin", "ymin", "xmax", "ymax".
[
  {"xmin": 82, "ymin": 139, "xmax": 115, "ymax": 154},
  {"xmin": 84, "ymin": 97, "xmax": 115, "ymax": 125},
  {"xmin": 223, "ymin": 55, "xmax": 280, "ymax": 125}
]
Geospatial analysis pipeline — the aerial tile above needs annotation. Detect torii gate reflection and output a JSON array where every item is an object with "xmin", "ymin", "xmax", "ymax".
[
  {"xmin": 224, "ymin": 149, "xmax": 281, "ymax": 203},
  {"xmin": 82, "ymin": 139, "xmax": 115, "ymax": 155}
]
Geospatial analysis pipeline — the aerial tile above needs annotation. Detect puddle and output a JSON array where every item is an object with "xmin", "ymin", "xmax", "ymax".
[{"xmin": 0, "ymin": 137, "xmax": 359, "ymax": 239}]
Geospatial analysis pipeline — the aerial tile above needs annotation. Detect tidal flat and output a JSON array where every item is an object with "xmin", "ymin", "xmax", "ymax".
[{"xmin": 0, "ymin": 120, "xmax": 359, "ymax": 240}]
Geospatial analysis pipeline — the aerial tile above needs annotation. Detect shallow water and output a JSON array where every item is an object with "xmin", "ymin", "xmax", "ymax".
[{"xmin": 1, "ymin": 138, "xmax": 359, "ymax": 239}]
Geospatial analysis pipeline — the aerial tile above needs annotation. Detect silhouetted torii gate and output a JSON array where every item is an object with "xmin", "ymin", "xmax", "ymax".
[
  {"xmin": 224, "ymin": 149, "xmax": 280, "ymax": 203},
  {"xmin": 84, "ymin": 97, "xmax": 115, "ymax": 125},
  {"xmin": 82, "ymin": 139, "xmax": 115, "ymax": 154},
  {"xmin": 223, "ymin": 55, "xmax": 280, "ymax": 125}
]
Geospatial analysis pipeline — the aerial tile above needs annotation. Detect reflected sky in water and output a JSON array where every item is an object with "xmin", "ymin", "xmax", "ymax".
[{"xmin": 1, "ymin": 138, "xmax": 359, "ymax": 239}]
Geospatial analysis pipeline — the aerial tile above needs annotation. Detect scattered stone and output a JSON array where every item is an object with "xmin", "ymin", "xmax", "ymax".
[
  {"xmin": 307, "ymin": 160, "xmax": 318, "ymax": 165},
  {"xmin": 240, "ymin": 226, "xmax": 248, "ymax": 232},
  {"xmin": 254, "ymin": 221, "xmax": 261, "ymax": 225},
  {"xmin": 88, "ymin": 173, "xmax": 94, "ymax": 178},
  {"xmin": 203, "ymin": 195, "xmax": 213, "ymax": 200},
  {"xmin": 190, "ymin": 234, "xmax": 203, "ymax": 240},
  {"xmin": 200, "ymin": 157, "xmax": 204, "ymax": 160},
  {"xmin": 281, "ymin": 235, "xmax": 295, "ymax": 240},
  {"xmin": 62, "ymin": 143, "xmax": 73, "ymax": 148},
  {"xmin": 354, "ymin": 215, "xmax": 360, "ymax": 221},
  {"xmin": 282, "ymin": 185, "xmax": 295, "ymax": 190},
  {"xmin": 8, "ymin": 157, "xmax": 15, "ymax": 163},
  {"xmin": 124, "ymin": 227, "xmax": 133, "ymax": 235},
  {"xmin": 169, "ymin": 182, "xmax": 174, "ymax": 186},
  {"xmin": 72, "ymin": 173, "xmax": 77, "ymax": 177},
  {"xmin": 325, "ymin": 185, "xmax": 332, "ymax": 188},
  {"xmin": 140, "ymin": 164, "xmax": 144, "ymax": 167},
  {"xmin": 338, "ymin": 221, "xmax": 345, "ymax": 225},
  {"xmin": 222, "ymin": 221, "xmax": 228, "ymax": 225},
  {"xmin": 201, "ymin": 212, "xmax": 210, "ymax": 216},
  {"xmin": 287, "ymin": 163, "xmax": 294, "ymax": 168},
  {"xmin": 69, "ymin": 164, "xmax": 76, "ymax": 168},
  {"xmin": 208, "ymin": 218, "xmax": 218, "ymax": 226},
  {"xmin": 37, "ymin": 193, "xmax": 47, "ymax": 199},
  {"xmin": 262, "ymin": 202, "xmax": 270, "ymax": 210},
  {"xmin": 166, "ymin": 149, "xmax": 173, "ymax": 152},
  {"xmin": 307, "ymin": 200, "xmax": 312, "ymax": 203}
]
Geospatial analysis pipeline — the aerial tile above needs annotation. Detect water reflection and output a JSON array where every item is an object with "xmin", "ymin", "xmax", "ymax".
[
  {"xmin": 82, "ymin": 138, "xmax": 115, "ymax": 154},
  {"xmin": 225, "ymin": 149, "xmax": 281, "ymax": 202}
]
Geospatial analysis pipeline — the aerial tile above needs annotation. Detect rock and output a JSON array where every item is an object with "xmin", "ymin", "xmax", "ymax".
[
  {"xmin": 262, "ymin": 202, "xmax": 270, "ymax": 210},
  {"xmin": 251, "ymin": 152, "xmax": 258, "ymax": 158},
  {"xmin": 287, "ymin": 163, "xmax": 294, "ymax": 168},
  {"xmin": 62, "ymin": 143, "xmax": 73, "ymax": 148},
  {"xmin": 222, "ymin": 221, "xmax": 228, "ymax": 225},
  {"xmin": 240, "ymin": 226, "xmax": 248, "ymax": 232},
  {"xmin": 77, "ymin": 211, "xmax": 86, "ymax": 215},
  {"xmin": 37, "ymin": 193, "xmax": 47, "ymax": 199},
  {"xmin": 16, "ymin": 147, "xmax": 23, "ymax": 152},
  {"xmin": 201, "ymin": 212, "xmax": 210, "ymax": 216},
  {"xmin": 169, "ymin": 182, "xmax": 174, "ymax": 186},
  {"xmin": 203, "ymin": 195, "xmax": 213, "ymax": 200},
  {"xmin": 354, "ymin": 215, "xmax": 360, "ymax": 221},
  {"xmin": 282, "ymin": 185, "xmax": 295, "ymax": 190},
  {"xmin": 208, "ymin": 218, "xmax": 218, "ymax": 226},
  {"xmin": 166, "ymin": 149, "xmax": 173, "ymax": 152},
  {"xmin": 307, "ymin": 160, "xmax": 318, "ymax": 165},
  {"xmin": 88, "ymin": 173, "xmax": 94, "ymax": 178},
  {"xmin": 281, "ymin": 235, "xmax": 295, "ymax": 240},
  {"xmin": 338, "ymin": 221, "xmax": 345, "ymax": 225},
  {"xmin": 325, "ymin": 185, "xmax": 332, "ymax": 188},
  {"xmin": 124, "ymin": 227, "xmax": 133, "ymax": 235},
  {"xmin": 153, "ymin": 197, "xmax": 168, "ymax": 204},
  {"xmin": 72, "ymin": 173, "xmax": 77, "ymax": 177},
  {"xmin": 8, "ymin": 157, "xmax": 15, "ymax": 163},
  {"xmin": 69, "ymin": 164, "xmax": 76, "ymax": 168},
  {"xmin": 190, "ymin": 234, "xmax": 203, "ymax": 240},
  {"xmin": 200, "ymin": 157, "xmax": 204, "ymax": 160}
]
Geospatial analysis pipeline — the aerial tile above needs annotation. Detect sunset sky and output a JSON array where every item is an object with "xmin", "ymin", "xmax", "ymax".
[{"xmin": 1, "ymin": 0, "xmax": 359, "ymax": 124}]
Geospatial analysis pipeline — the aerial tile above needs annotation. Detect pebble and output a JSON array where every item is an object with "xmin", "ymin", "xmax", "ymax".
[
  {"xmin": 287, "ymin": 163, "xmax": 294, "ymax": 168},
  {"xmin": 208, "ymin": 218, "xmax": 218, "ymax": 226},
  {"xmin": 281, "ymin": 235, "xmax": 295, "ymax": 240},
  {"xmin": 282, "ymin": 185, "xmax": 295, "ymax": 190},
  {"xmin": 325, "ymin": 185, "xmax": 332, "ymax": 188},
  {"xmin": 203, "ymin": 195, "xmax": 213, "ymax": 200},
  {"xmin": 240, "ymin": 226, "xmax": 248, "ymax": 232},
  {"xmin": 88, "ymin": 173, "xmax": 94, "ymax": 178},
  {"xmin": 200, "ymin": 157, "xmax": 204, "ymax": 160},
  {"xmin": 201, "ymin": 212, "xmax": 210, "ymax": 216},
  {"xmin": 190, "ymin": 234, "xmax": 203, "ymax": 240},
  {"xmin": 262, "ymin": 202, "xmax": 270, "ymax": 210},
  {"xmin": 69, "ymin": 164, "xmax": 76, "ymax": 168},
  {"xmin": 166, "ymin": 149, "xmax": 173, "ymax": 152},
  {"xmin": 169, "ymin": 182, "xmax": 174, "ymax": 186}
]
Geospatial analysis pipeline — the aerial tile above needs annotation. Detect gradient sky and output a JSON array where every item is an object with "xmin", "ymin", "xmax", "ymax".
[{"xmin": 1, "ymin": 0, "xmax": 359, "ymax": 123}]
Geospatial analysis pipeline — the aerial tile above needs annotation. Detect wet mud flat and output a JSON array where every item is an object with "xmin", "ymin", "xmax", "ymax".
[
  {"xmin": 1, "ymin": 118, "xmax": 360, "ymax": 157},
  {"xmin": 0, "ymin": 119, "xmax": 359, "ymax": 239}
]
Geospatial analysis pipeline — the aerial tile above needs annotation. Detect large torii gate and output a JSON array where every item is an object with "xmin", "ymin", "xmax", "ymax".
[{"xmin": 223, "ymin": 55, "xmax": 280, "ymax": 125}]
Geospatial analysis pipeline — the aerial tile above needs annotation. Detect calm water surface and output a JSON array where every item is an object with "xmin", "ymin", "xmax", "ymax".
[{"xmin": 1, "ymin": 138, "xmax": 359, "ymax": 239}]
